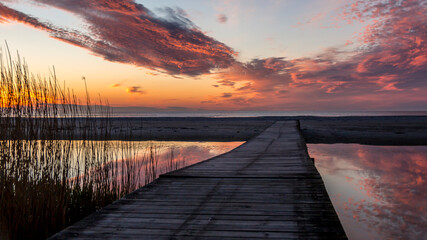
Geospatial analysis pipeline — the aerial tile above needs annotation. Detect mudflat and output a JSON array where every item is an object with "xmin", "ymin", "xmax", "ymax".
[
  {"xmin": 299, "ymin": 116, "xmax": 427, "ymax": 145},
  {"xmin": 7, "ymin": 116, "xmax": 427, "ymax": 145},
  {"xmin": 106, "ymin": 116, "xmax": 427, "ymax": 145}
]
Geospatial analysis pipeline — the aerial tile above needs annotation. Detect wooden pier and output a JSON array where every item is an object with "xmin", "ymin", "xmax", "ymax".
[{"xmin": 51, "ymin": 121, "xmax": 347, "ymax": 239}]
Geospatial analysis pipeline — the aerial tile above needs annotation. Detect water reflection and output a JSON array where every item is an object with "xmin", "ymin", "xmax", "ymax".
[
  {"xmin": 62, "ymin": 140, "xmax": 242, "ymax": 185},
  {"xmin": 126, "ymin": 141, "xmax": 243, "ymax": 184},
  {"xmin": 308, "ymin": 144, "xmax": 427, "ymax": 240},
  {"xmin": 137, "ymin": 141, "xmax": 243, "ymax": 176}
]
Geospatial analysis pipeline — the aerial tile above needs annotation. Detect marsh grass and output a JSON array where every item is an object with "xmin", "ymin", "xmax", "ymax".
[
  {"xmin": 141, "ymin": 144, "xmax": 186, "ymax": 185},
  {"xmin": 0, "ymin": 46, "xmax": 177, "ymax": 239},
  {"xmin": 165, "ymin": 146, "xmax": 186, "ymax": 175}
]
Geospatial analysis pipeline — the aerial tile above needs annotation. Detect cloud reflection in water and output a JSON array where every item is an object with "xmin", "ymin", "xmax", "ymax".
[{"xmin": 308, "ymin": 144, "xmax": 427, "ymax": 240}]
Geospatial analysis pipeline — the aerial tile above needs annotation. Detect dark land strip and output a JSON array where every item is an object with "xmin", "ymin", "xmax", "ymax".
[{"xmin": 7, "ymin": 116, "xmax": 427, "ymax": 145}]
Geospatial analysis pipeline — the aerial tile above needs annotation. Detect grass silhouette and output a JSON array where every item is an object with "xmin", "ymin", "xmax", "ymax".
[{"xmin": 0, "ymin": 45, "xmax": 179, "ymax": 239}]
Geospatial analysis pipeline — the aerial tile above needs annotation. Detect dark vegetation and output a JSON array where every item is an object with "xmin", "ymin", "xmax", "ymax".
[{"xmin": 0, "ymin": 46, "xmax": 179, "ymax": 239}]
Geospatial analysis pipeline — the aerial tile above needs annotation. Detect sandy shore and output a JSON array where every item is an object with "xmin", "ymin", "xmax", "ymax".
[{"xmin": 102, "ymin": 116, "xmax": 427, "ymax": 145}]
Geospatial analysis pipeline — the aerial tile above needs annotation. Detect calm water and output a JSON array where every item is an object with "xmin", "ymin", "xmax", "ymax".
[
  {"xmin": 307, "ymin": 144, "xmax": 427, "ymax": 240},
  {"xmin": 141, "ymin": 142, "xmax": 426, "ymax": 239},
  {"xmin": 55, "ymin": 140, "xmax": 243, "ymax": 183},
  {"xmin": 122, "ymin": 141, "xmax": 243, "ymax": 182},
  {"xmin": 134, "ymin": 141, "xmax": 243, "ymax": 173},
  {"xmin": 66, "ymin": 141, "xmax": 426, "ymax": 239}
]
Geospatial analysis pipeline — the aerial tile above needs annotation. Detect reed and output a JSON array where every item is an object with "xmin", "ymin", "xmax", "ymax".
[{"xmin": 0, "ymin": 46, "xmax": 158, "ymax": 239}]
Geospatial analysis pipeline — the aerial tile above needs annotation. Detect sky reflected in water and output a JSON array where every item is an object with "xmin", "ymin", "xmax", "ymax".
[
  {"xmin": 64, "ymin": 140, "xmax": 243, "ymax": 185},
  {"xmin": 128, "ymin": 141, "xmax": 243, "ymax": 183},
  {"xmin": 308, "ymin": 144, "xmax": 427, "ymax": 240},
  {"xmin": 137, "ymin": 141, "xmax": 244, "ymax": 175}
]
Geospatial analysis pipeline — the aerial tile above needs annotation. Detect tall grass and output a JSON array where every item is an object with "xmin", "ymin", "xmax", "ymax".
[{"xmin": 0, "ymin": 46, "xmax": 158, "ymax": 239}]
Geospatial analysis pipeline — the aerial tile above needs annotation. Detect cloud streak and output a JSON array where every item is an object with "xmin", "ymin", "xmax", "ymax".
[
  {"xmin": 0, "ymin": 3, "xmax": 53, "ymax": 31},
  {"xmin": 207, "ymin": 0, "xmax": 427, "ymax": 110},
  {"xmin": 0, "ymin": 1, "xmax": 236, "ymax": 76},
  {"xmin": 1, "ymin": 0, "xmax": 426, "ymax": 110}
]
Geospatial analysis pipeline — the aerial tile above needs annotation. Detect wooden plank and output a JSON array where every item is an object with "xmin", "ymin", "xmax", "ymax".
[{"xmin": 50, "ymin": 121, "xmax": 347, "ymax": 239}]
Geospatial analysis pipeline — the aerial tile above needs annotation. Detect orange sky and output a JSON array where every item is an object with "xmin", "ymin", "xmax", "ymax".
[{"xmin": 0, "ymin": 0, "xmax": 426, "ymax": 111}]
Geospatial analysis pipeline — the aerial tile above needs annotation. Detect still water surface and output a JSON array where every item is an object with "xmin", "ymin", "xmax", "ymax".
[
  {"xmin": 60, "ymin": 140, "xmax": 243, "ymax": 185},
  {"xmin": 307, "ymin": 144, "xmax": 427, "ymax": 240},
  {"xmin": 108, "ymin": 141, "xmax": 425, "ymax": 239},
  {"xmin": 127, "ymin": 141, "xmax": 243, "ymax": 181}
]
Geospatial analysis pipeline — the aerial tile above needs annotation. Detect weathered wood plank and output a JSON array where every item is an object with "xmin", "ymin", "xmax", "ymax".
[{"xmin": 50, "ymin": 121, "xmax": 347, "ymax": 239}]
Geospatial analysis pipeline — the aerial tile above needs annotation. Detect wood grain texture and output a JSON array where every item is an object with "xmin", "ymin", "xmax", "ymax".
[{"xmin": 50, "ymin": 121, "xmax": 347, "ymax": 239}]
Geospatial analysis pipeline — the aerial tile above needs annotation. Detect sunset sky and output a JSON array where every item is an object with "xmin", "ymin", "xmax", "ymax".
[{"xmin": 0, "ymin": 0, "xmax": 426, "ymax": 111}]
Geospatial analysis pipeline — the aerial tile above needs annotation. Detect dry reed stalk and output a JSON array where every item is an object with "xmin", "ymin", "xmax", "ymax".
[{"xmin": 0, "ymin": 45, "xmax": 153, "ymax": 239}]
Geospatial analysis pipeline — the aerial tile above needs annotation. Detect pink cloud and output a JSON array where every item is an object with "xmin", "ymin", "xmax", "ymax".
[
  {"xmin": 206, "ymin": 0, "xmax": 426, "ymax": 110},
  {"xmin": 0, "ymin": 3, "xmax": 54, "ymax": 31},
  {"xmin": 1, "ymin": 0, "xmax": 426, "ymax": 110},
  {"xmin": 0, "ymin": 1, "xmax": 236, "ymax": 76}
]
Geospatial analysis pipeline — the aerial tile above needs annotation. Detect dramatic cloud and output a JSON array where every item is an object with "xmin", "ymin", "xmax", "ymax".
[
  {"xmin": 0, "ymin": 1, "xmax": 236, "ymax": 76},
  {"xmin": 217, "ymin": 13, "xmax": 228, "ymax": 23},
  {"xmin": 0, "ymin": 3, "xmax": 53, "ymax": 31},
  {"xmin": 207, "ymin": 0, "xmax": 427, "ymax": 110},
  {"xmin": 216, "ymin": 57, "xmax": 292, "ymax": 93},
  {"xmin": 1, "ymin": 0, "xmax": 426, "ymax": 110}
]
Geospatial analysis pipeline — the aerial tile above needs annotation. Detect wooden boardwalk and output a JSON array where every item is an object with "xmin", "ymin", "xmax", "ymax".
[{"xmin": 51, "ymin": 121, "xmax": 347, "ymax": 239}]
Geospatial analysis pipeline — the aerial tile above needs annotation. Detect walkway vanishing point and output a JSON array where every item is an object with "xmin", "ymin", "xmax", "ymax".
[{"xmin": 52, "ymin": 121, "xmax": 347, "ymax": 239}]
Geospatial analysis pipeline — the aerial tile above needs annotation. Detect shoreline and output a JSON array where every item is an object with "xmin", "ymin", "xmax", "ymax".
[
  {"xmin": 299, "ymin": 116, "xmax": 427, "ymax": 145},
  {"xmin": 104, "ymin": 116, "xmax": 427, "ymax": 145},
  {"xmin": 3, "ymin": 116, "xmax": 427, "ymax": 145}
]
